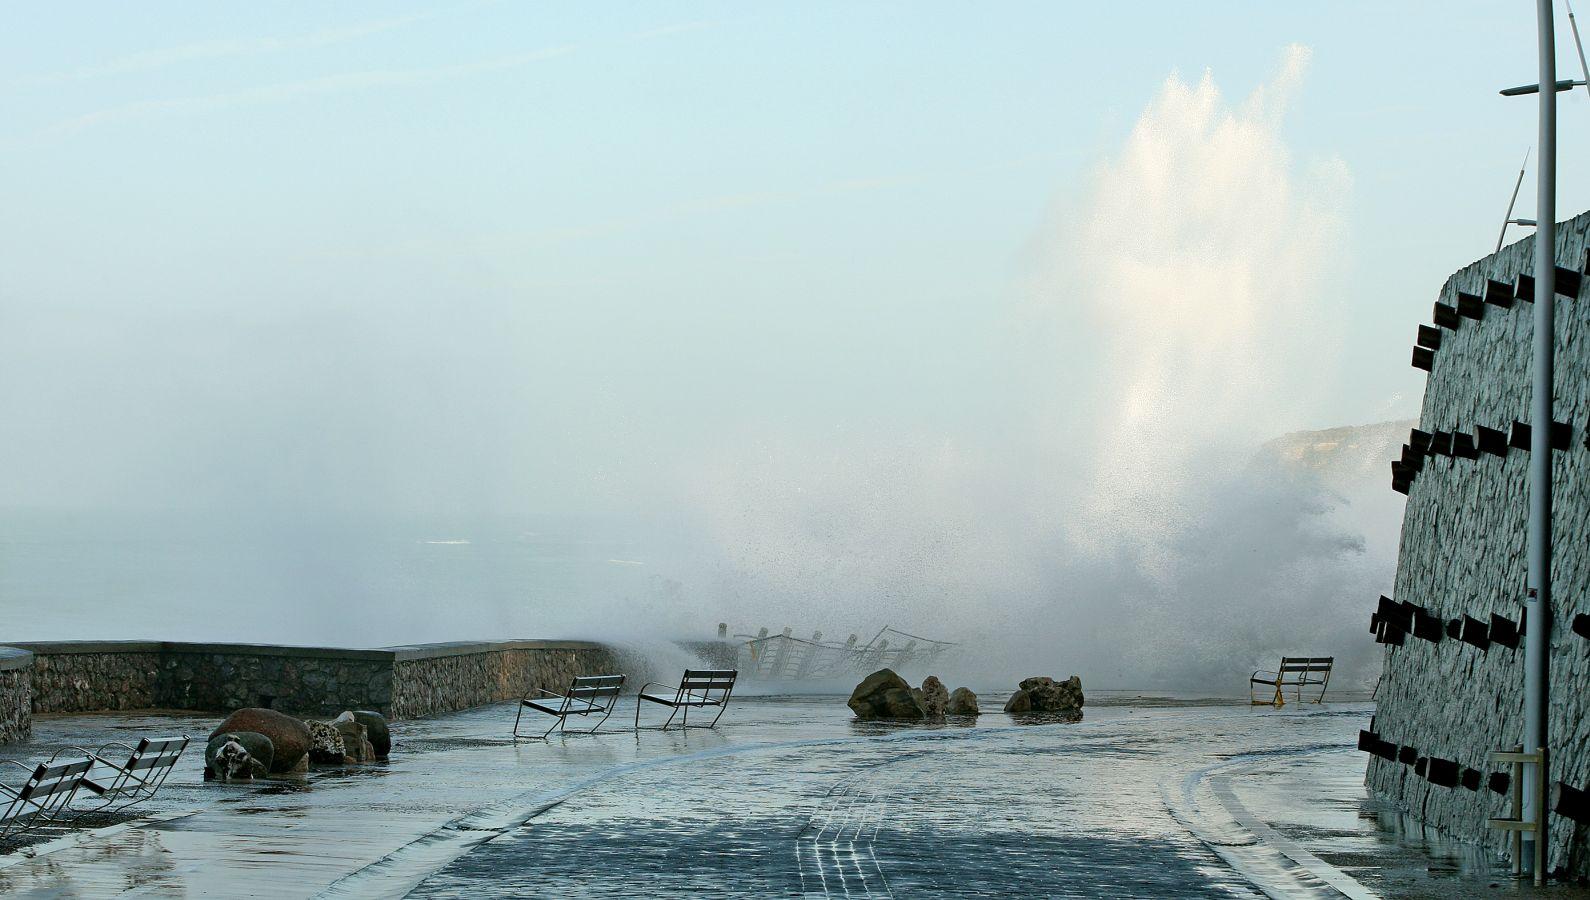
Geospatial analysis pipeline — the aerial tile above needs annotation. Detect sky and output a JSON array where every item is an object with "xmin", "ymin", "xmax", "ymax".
[
  {"xmin": 3, "ymin": 1, "xmax": 1586, "ymax": 517},
  {"xmin": 0, "ymin": 3, "xmax": 1583, "ymax": 675}
]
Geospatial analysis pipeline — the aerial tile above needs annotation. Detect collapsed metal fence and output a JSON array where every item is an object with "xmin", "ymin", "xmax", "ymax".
[{"xmin": 735, "ymin": 626, "xmax": 957, "ymax": 681}]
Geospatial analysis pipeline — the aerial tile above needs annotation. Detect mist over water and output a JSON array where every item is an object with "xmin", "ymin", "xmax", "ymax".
[
  {"xmin": 0, "ymin": 48, "xmax": 1400, "ymax": 691},
  {"xmin": 683, "ymin": 47, "xmax": 1390, "ymax": 690}
]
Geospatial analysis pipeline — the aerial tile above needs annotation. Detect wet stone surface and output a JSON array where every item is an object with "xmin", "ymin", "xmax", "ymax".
[{"xmin": 0, "ymin": 696, "xmax": 1561, "ymax": 898}]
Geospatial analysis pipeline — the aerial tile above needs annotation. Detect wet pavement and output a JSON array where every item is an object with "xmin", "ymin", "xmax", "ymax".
[{"xmin": 0, "ymin": 695, "xmax": 1562, "ymax": 897}]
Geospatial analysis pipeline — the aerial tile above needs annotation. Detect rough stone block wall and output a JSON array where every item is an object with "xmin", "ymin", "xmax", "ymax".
[
  {"xmin": 0, "ymin": 666, "xmax": 32, "ymax": 745},
  {"xmin": 28, "ymin": 650, "xmax": 161, "ymax": 713},
  {"xmin": 6, "ymin": 639, "xmax": 627, "ymax": 725},
  {"xmin": 155, "ymin": 651, "xmax": 394, "ymax": 718},
  {"xmin": 390, "ymin": 643, "xmax": 620, "ymax": 720},
  {"xmin": 1369, "ymin": 210, "xmax": 1590, "ymax": 876}
]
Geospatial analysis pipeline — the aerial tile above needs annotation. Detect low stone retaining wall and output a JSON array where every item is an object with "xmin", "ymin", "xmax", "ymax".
[
  {"xmin": 0, "ymin": 649, "xmax": 33, "ymax": 744},
  {"xmin": 22, "ymin": 642, "xmax": 162, "ymax": 713},
  {"xmin": 0, "ymin": 639, "xmax": 623, "ymax": 725},
  {"xmin": 154, "ymin": 645, "xmax": 394, "ymax": 717},
  {"xmin": 389, "ymin": 641, "xmax": 620, "ymax": 720}
]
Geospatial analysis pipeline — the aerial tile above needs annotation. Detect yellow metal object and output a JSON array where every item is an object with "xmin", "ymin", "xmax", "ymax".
[{"xmin": 1487, "ymin": 745, "xmax": 1548, "ymax": 886}]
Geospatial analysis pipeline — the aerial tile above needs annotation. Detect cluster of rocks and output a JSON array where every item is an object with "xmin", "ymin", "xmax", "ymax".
[
  {"xmin": 1002, "ymin": 675, "xmax": 1084, "ymax": 721},
  {"xmin": 205, "ymin": 707, "xmax": 391, "ymax": 781},
  {"xmin": 847, "ymin": 669, "xmax": 980, "ymax": 720},
  {"xmin": 846, "ymin": 670, "xmax": 1085, "ymax": 723}
]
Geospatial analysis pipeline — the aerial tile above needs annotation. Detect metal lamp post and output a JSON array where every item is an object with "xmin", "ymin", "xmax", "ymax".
[
  {"xmin": 1497, "ymin": 1, "xmax": 1559, "ymax": 880},
  {"xmin": 1522, "ymin": 0, "xmax": 1557, "ymax": 879}
]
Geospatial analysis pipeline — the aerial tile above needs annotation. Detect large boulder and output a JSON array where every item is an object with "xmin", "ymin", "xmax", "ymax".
[
  {"xmin": 947, "ymin": 687, "xmax": 980, "ymax": 716},
  {"xmin": 306, "ymin": 719, "xmax": 347, "ymax": 764},
  {"xmin": 351, "ymin": 710, "xmax": 391, "ymax": 757},
  {"xmin": 916, "ymin": 676, "xmax": 950, "ymax": 718},
  {"xmin": 1006, "ymin": 675, "xmax": 1084, "ymax": 720},
  {"xmin": 1022, "ymin": 675, "xmax": 1084, "ymax": 711},
  {"xmin": 205, "ymin": 732, "xmax": 273, "ymax": 782},
  {"xmin": 847, "ymin": 669, "xmax": 926, "ymax": 720},
  {"xmin": 329, "ymin": 712, "xmax": 376, "ymax": 763},
  {"xmin": 211, "ymin": 708, "xmax": 310, "ymax": 774}
]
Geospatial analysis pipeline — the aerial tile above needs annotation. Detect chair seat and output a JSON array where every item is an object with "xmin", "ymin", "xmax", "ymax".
[
  {"xmin": 1250, "ymin": 676, "xmax": 1279, "ymax": 686},
  {"xmin": 639, "ymin": 692, "xmax": 721, "ymax": 708},
  {"xmin": 521, "ymin": 697, "xmax": 605, "ymax": 716}
]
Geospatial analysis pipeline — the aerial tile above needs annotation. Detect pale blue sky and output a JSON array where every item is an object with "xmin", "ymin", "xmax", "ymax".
[{"xmin": 1, "ymin": 2, "xmax": 1585, "ymax": 516}]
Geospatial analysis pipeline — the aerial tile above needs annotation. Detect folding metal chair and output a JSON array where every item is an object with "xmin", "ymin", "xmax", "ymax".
[
  {"xmin": 635, "ymin": 669, "xmax": 737, "ymax": 730},
  {"xmin": 514, "ymin": 675, "xmax": 626, "ymax": 738},
  {"xmin": 0, "ymin": 751, "xmax": 92, "ymax": 841},
  {"xmin": 76, "ymin": 736, "xmax": 190, "ymax": 813}
]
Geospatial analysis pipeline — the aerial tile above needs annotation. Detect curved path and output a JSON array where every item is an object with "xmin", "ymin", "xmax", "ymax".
[
  {"xmin": 0, "ymin": 700, "xmax": 1385, "ymax": 897},
  {"xmin": 329, "ymin": 705, "xmax": 1375, "ymax": 898}
]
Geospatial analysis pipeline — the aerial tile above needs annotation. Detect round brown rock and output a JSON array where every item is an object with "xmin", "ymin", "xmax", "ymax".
[
  {"xmin": 210, "ymin": 708, "xmax": 310, "ymax": 774},
  {"xmin": 847, "ymin": 668, "xmax": 926, "ymax": 720}
]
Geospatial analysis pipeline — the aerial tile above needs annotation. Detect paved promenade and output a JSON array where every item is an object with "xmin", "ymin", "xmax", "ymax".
[{"xmin": 0, "ymin": 696, "xmax": 1528, "ymax": 898}]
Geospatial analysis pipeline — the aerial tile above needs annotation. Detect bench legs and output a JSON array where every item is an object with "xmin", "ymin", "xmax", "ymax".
[
  {"xmin": 559, "ymin": 704, "xmax": 616, "ymax": 737},
  {"xmin": 515, "ymin": 703, "xmax": 616, "ymax": 740},
  {"xmin": 512, "ymin": 704, "xmax": 565, "ymax": 740},
  {"xmin": 634, "ymin": 701, "xmax": 730, "ymax": 731}
]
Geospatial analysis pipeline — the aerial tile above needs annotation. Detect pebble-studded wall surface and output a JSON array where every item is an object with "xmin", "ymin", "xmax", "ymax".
[{"xmin": 1366, "ymin": 210, "xmax": 1590, "ymax": 877}]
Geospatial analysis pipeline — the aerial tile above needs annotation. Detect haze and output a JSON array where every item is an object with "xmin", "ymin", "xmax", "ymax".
[{"xmin": 0, "ymin": 3, "xmax": 1580, "ymax": 688}]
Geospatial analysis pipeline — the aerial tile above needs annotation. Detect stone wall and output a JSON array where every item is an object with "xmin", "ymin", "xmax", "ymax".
[
  {"xmin": 22, "ymin": 643, "xmax": 161, "ymax": 713},
  {"xmin": 0, "ymin": 649, "xmax": 33, "ymax": 744},
  {"xmin": 389, "ymin": 641, "xmax": 619, "ymax": 720},
  {"xmin": 153, "ymin": 645, "xmax": 393, "ymax": 718},
  {"xmin": 1368, "ymin": 209, "xmax": 1590, "ymax": 877},
  {"xmin": 3, "ymin": 639, "xmax": 627, "ymax": 723}
]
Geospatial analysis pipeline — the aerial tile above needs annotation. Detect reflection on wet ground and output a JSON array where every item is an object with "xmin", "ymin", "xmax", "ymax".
[{"xmin": 0, "ymin": 696, "xmax": 1563, "ymax": 897}]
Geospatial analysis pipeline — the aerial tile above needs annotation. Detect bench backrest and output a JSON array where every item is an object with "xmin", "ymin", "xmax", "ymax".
[
  {"xmin": 566, "ymin": 675, "xmax": 625, "ymax": 707},
  {"xmin": 1278, "ymin": 657, "xmax": 1334, "ymax": 673},
  {"xmin": 679, "ymin": 669, "xmax": 737, "ymax": 701}
]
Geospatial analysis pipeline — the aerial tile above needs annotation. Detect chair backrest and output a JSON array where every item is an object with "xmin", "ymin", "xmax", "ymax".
[
  {"xmin": 679, "ymin": 669, "xmax": 737, "ymax": 701},
  {"xmin": 123, "ymin": 737, "xmax": 189, "ymax": 773},
  {"xmin": 567, "ymin": 675, "xmax": 625, "ymax": 707},
  {"xmin": 5, "ymin": 757, "xmax": 92, "ymax": 828}
]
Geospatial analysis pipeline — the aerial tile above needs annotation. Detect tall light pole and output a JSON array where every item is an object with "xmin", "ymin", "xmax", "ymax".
[{"xmin": 1525, "ymin": 0, "xmax": 1556, "ymax": 878}]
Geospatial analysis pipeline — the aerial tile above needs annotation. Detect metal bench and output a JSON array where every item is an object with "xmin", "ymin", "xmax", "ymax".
[
  {"xmin": 514, "ymin": 675, "xmax": 626, "ymax": 738},
  {"xmin": 1250, "ymin": 656, "xmax": 1333, "ymax": 707},
  {"xmin": 0, "ymin": 751, "xmax": 93, "ymax": 841},
  {"xmin": 76, "ymin": 736, "xmax": 190, "ymax": 813},
  {"xmin": 635, "ymin": 669, "xmax": 737, "ymax": 730}
]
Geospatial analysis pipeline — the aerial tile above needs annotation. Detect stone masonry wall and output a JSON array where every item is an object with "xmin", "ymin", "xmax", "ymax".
[
  {"xmin": 27, "ymin": 648, "xmax": 161, "ymax": 713},
  {"xmin": 155, "ymin": 649, "xmax": 393, "ymax": 718},
  {"xmin": 390, "ymin": 642, "xmax": 620, "ymax": 720},
  {"xmin": 7, "ymin": 639, "xmax": 625, "ymax": 723},
  {"xmin": 1368, "ymin": 210, "xmax": 1590, "ymax": 877},
  {"xmin": 0, "ymin": 650, "xmax": 33, "ymax": 744}
]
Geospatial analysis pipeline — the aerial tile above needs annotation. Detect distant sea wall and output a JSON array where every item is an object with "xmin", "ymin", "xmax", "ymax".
[
  {"xmin": 1367, "ymin": 209, "xmax": 1590, "ymax": 877},
  {"xmin": 0, "ymin": 638, "xmax": 620, "ymax": 733}
]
